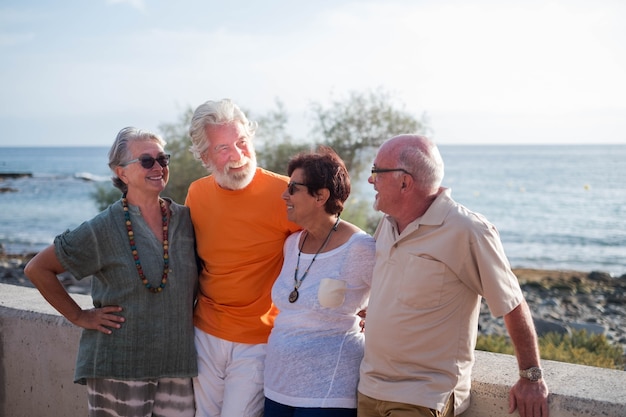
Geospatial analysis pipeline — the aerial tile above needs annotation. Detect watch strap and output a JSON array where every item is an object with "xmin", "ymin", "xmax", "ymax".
[{"xmin": 519, "ymin": 366, "xmax": 543, "ymax": 382}]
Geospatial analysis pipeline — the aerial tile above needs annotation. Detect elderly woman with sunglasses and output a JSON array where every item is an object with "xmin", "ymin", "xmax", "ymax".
[
  {"xmin": 25, "ymin": 127, "xmax": 198, "ymax": 417},
  {"xmin": 263, "ymin": 146, "xmax": 375, "ymax": 417}
]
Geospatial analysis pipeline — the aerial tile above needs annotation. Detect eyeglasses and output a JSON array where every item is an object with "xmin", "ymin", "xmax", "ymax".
[
  {"xmin": 370, "ymin": 167, "xmax": 412, "ymax": 180},
  {"xmin": 121, "ymin": 154, "xmax": 171, "ymax": 169},
  {"xmin": 287, "ymin": 181, "xmax": 309, "ymax": 195}
]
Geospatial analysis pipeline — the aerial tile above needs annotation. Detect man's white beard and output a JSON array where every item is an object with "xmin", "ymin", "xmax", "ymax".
[{"xmin": 213, "ymin": 155, "xmax": 257, "ymax": 190}]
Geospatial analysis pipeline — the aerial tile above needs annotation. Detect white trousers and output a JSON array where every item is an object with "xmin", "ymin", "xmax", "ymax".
[{"xmin": 193, "ymin": 328, "xmax": 266, "ymax": 417}]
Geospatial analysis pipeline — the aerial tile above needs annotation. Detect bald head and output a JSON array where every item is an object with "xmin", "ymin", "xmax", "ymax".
[{"xmin": 378, "ymin": 134, "xmax": 444, "ymax": 193}]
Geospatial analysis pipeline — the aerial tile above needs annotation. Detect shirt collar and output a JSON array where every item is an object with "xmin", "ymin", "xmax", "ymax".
[{"xmin": 383, "ymin": 187, "xmax": 453, "ymax": 236}]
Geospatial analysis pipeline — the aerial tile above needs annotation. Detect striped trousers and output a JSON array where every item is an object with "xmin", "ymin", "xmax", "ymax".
[{"xmin": 86, "ymin": 377, "xmax": 195, "ymax": 417}]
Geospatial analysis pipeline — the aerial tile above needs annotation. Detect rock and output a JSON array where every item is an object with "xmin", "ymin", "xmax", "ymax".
[
  {"xmin": 533, "ymin": 318, "xmax": 571, "ymax": 336},
  {"xmin": 588, "ymin": 271, "xmax": 613, "ymax": 283},
  {"xmin": 607, "ymin": 292, "xmax": 626, "ymax": 305},
  {"xmin": 541, "ymin": 298, "xmax": 561, "ymax": 308},
  {"xmin": 0, "ymin": 172, "xmax": 32, "ymax": 179},
  {"xmin": 0, "ymin": 253, "xmax": 90, "ymax": 294},
  {"xmin": 567, "ymin": 322, "xmax": 606, "ymax": 336},
  {"xmin": 476, "ymin": 268, "xmax": 626, "ymax": 355}
]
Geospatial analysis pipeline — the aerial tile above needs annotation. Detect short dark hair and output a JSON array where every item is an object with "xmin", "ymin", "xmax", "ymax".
[{"xmin": 287, "ymin": 146, "xmax": 351, "ymax": 215}]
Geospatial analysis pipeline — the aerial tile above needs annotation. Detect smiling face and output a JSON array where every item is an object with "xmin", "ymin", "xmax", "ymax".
[
  {"xmin": 202, "ymin": 122, "xmax": 257, "ymax": 190},
  {"xmin": 282, "ymin": 168, "xmax": 316, "ymax": 226},
  {"xmin": 117, "ymin": 139, "xmax": 169, "ymax": 196},
  {"xmin": 368, "ymin": 144, "xmax": 404, "ymax": 215}
]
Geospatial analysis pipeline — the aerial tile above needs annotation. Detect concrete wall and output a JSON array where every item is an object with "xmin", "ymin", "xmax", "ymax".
[
  {"xmin": 2, "ymin": 282, "xmax": 626, "ymax": 417},
  {"xmin": 0, "ymin": 283, "xmax": 92, "ymax": 417},
  {"xmin": 466, "ymin": 352, "xmax": 626, "ymax": 417}
]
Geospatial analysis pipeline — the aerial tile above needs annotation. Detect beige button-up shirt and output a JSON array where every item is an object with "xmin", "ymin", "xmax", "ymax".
[{"xmin": 358, "ymin": 188, "xmax": 523, "ymax": 415}]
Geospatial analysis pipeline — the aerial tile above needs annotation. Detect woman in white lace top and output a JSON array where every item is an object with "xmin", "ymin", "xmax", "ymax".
[{"xmin": 264, "ymin": 146, "xmax": 375, "ymax": 417}]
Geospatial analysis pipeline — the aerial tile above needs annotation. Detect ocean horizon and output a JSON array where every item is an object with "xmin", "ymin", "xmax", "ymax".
[{"xmin": 1, "ymin": 144, "xmax": 625, "ymax": 276}]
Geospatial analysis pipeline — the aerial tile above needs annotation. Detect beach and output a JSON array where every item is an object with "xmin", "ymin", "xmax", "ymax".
[{"xmin": 2, "ymin": 252, "xmax": 625, "ymax": 356}]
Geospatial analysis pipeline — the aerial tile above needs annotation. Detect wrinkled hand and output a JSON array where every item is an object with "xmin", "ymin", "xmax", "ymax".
[
  {"xmin": 73, "ymin": 306, "xmax": 125, "ymax": 334},
  {"xmin": 509, "ymin": 378, "xmax": 549, "ymax": 417}
]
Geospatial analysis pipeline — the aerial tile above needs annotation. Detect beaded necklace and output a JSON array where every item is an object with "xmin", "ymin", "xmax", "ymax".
[
  {"xmin": 122, "ymin": 194, "xmax": 170, "ymax": 293},
  {"xmin": 289, "ymin": 217, "xmax": 340, "ymax": 303}
]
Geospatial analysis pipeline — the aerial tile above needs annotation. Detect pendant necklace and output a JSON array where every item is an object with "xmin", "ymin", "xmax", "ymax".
[
  {"xmin": 289, "ymin": 217, "xmax": 340, "ymax": 303},
  {"xmin": 122, "ymin": 194, "xmax": 170, "ymax": 293}
]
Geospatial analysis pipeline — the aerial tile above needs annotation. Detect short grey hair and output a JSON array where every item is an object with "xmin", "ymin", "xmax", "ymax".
[
  {"xmin": 398, "ymin": 137, "xmax": 444, "ymax": 192},
  {"xmin": 108, "ymin": 126, "xmax": 166, "ymax": 193},
  {"xmin": 188, "ymin": 99, "xmax": 258, "ymax": 170}
]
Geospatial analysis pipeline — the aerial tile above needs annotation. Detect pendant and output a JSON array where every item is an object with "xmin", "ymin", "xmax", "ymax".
[{"xmin": 289, "ymin": 289, "xmax": 299, "ymax": 303}]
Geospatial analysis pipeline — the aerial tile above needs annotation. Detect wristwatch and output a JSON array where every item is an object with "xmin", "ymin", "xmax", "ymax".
[{"xmin": 519, "ymin": 367, "xmax": 543, "ymax": 382}]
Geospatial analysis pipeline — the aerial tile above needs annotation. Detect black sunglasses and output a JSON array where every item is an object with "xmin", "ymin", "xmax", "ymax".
[
  {"xmin": 287, "ymin": 181, "xmax": 309, "ymax": 195},
  {"xmin": 122, "ymin": 154, "xmax": 171, "ymax": 169}
]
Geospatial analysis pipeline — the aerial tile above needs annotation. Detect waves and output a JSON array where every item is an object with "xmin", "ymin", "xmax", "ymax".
[
  {"xmin": 1, "ymin": 146, "xmax": 112, "ymax": 255},
  {"xmin": 74, "ymin": 172, "xmax": 110, "ymax": 182},
  {"xmin": 503, "ymin": 231, "xmax": 626, "ymax": 275}
]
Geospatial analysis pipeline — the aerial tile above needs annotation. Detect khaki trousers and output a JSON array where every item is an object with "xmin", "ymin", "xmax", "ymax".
[{"xmin": 357, "ymin": 392, "xmax": 454, "ymax": 417}]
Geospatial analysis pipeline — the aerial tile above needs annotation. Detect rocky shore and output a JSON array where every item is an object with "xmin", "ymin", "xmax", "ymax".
[
  {"xmin": 2, "ymin": 252, "xmax": 625, "ymax": 354},
  {"xmin": 0, "ymin": 253, "xmax": 93, "ymax": 295},
  {"xmin": 479, "ymin": 268, "xmax": 626, "ymax": 356}
]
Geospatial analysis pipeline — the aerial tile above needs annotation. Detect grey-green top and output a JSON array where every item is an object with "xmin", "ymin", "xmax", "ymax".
[{"xmin": 54, "ymin": 198, "xmax": 198, "ymax": 384}]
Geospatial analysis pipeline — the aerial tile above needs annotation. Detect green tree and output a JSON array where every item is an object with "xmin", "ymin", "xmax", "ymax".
[
  {"xmin": 309, "ymin": 88, "xmax": 427, "ymax": 180},
  {"xmin": 91, "ymin": 182, "xmax": 121, "ymax": 211},
  {"xmin": 159, "ymin": 107, "xmax": 207, "ymax": 204},
  {"xmin": 253, "ymin": 99, "xmax": 310, "ymax": 175}
]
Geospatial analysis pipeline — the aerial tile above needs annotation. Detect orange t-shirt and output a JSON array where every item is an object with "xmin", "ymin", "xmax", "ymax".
[{"xmin": 186, "ymin": 168, "xmax": 300, "ymax": 344}]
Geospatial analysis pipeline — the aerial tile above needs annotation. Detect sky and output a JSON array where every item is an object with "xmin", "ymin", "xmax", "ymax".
[{"xmin": 1, "ymin": 0, "xmax": 625, "ymax": 147}]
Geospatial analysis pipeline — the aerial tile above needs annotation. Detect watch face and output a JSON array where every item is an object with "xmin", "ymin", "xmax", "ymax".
[
  {"xmin": 524, "ymin": 367, "xmax": 542, "ymax": 381},
  {"xmin": 531, "ymin": 368, "xmax": 542, "ymax": 380}
]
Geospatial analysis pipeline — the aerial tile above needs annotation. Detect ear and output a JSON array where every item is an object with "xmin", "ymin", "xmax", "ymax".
[
  {"xmin": 401, "ymin": 173, "xmax": 413, "ymax": 190},
  {"xmin": 315, "ymin": 188, "xmax": 330, "ymax": 204},
  {"xmin": 200, "ymin": 151, "xmax": 212, "ymax": 167},
  {"xmin": 115, "ymin": 166, "xmax": 129, "ymax": 185}
]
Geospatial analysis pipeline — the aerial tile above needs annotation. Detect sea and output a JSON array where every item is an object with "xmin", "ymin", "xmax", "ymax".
[{"xmin": 1, "ymin": 145, "xmax": 625, "ymax": 276}]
